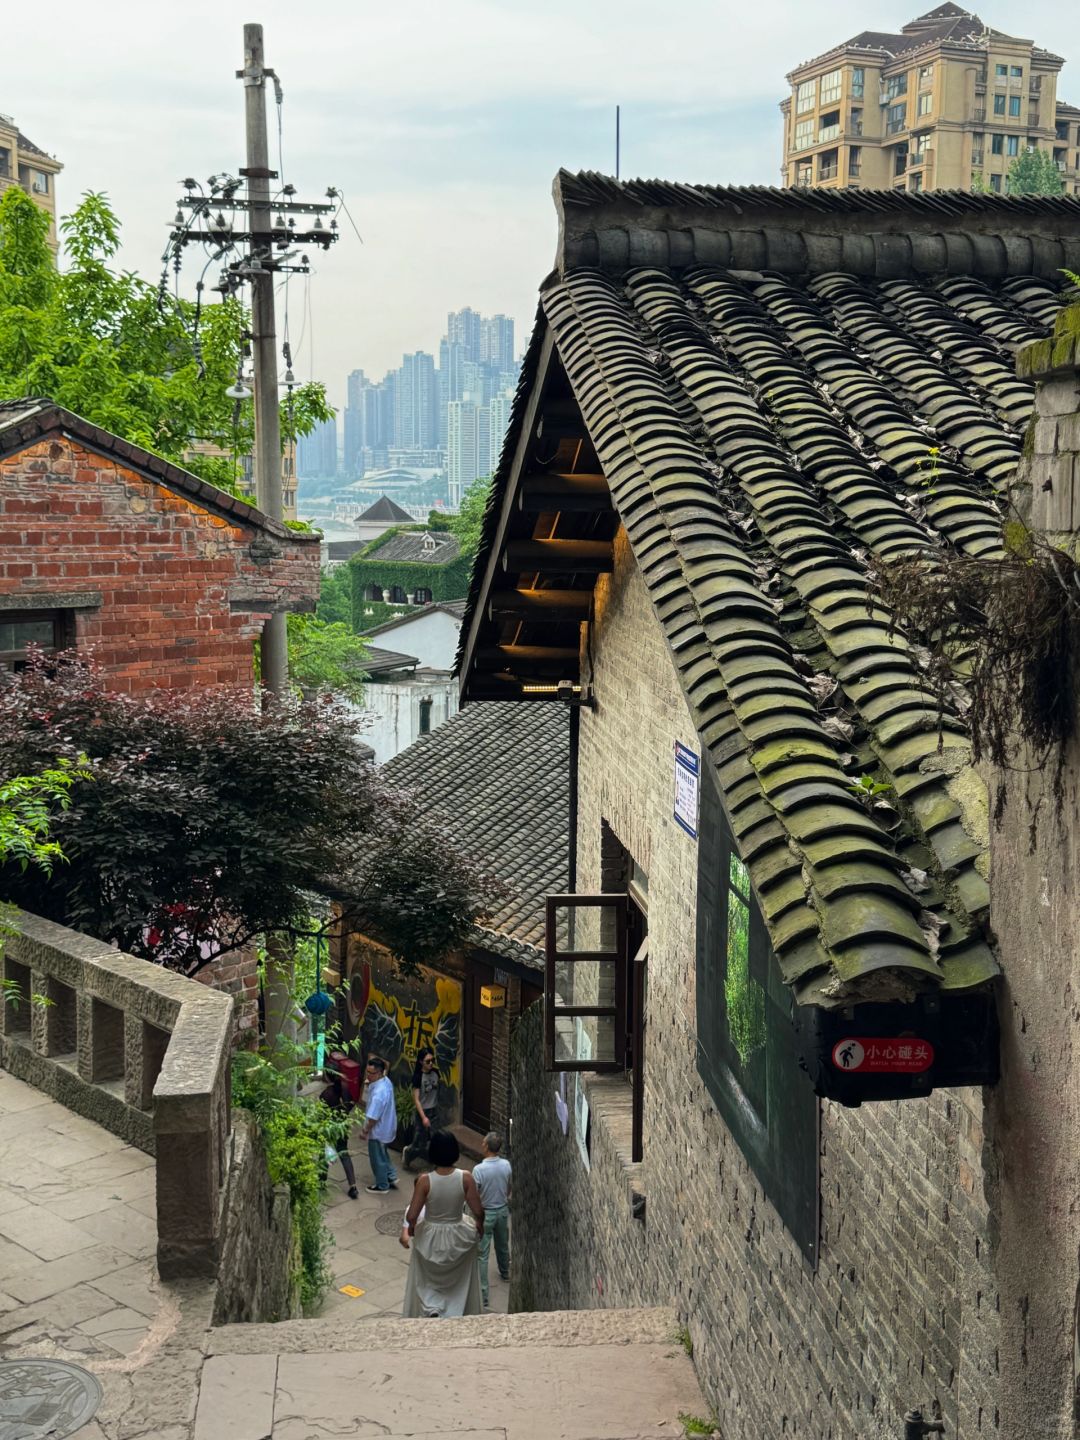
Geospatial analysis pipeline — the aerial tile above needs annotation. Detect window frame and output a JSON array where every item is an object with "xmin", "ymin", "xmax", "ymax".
[
  {"xmin": 795, "ymin": 79, "xmax": 816, "ymax": 114},
  {"xmin": 544, "ymin": 891, "xmax": 648, "ymax": 1163},
  {"xmin": 851, "ymin": 67, "xmax": 865, "ymax": 99},
  {"xmin": 819, "ymin": 69, "xmax": 841, "ymax": 104},
  {"xmin": 0, "ymin": 610, "xmax": 66, "ymax": 672},
  {"xmin": 1008, "ymin": 95, "xmax": 1021, "ymax": 117},
  {"xmin": 994, "ymin": 94, "xmax": 1006, "ymax": 115}
]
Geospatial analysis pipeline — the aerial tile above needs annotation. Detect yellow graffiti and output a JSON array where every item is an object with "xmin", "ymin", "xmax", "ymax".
[{"xmin": 363, "ymin": 971, "xmax": 461, "ymax": 1092}]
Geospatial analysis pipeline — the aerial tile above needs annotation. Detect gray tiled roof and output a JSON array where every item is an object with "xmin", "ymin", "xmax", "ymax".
[
  {"xmin": 361, "ymin": 646, "xmax": 419, "ymax": 676},
  {"xmin": 358, "ymin": 496, "xmax": 414, "ymax": 523},
  {"xmin": 379, "ymin": 702, "xmax": 570, "ymax": 959},
  {"xmin": 461, "ymin": 174, "xmax": 1079, "ymax": 1007},
  {"xmin": 364, "ymin": 531, "xmax": 462, "ymax": 565}
]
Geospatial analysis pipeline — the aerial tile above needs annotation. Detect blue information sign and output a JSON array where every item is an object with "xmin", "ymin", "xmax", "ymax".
[{"xmin": 673, "ymin": 741, "xmax": 700, "ymax": 839}]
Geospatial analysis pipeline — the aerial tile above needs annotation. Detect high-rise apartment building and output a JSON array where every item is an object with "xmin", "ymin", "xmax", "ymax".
[
  {"xmin": 780, "ymin": 5, "xmax": 1078, "ymax": 194},
  {"xmin": 447, "ymin": 400, "xmax": 491, "ymax": 507},
  {"xmin": 0, "ymin": 111, "xmax": 62, "ymax": 250},
  {"xmin": 394, "ymin": 351, "xmax": 439, "ymax": 451},
  {"xmin": 297, "ymin": 415, "xmax": 337, "ymax": 480},
  {"xmin": 480, "ymin": 314, "xmax": 515, "ymax": 372},
  {"xmin": 446, "ymin": 307, "xmax": 482, "ymax": 363}
]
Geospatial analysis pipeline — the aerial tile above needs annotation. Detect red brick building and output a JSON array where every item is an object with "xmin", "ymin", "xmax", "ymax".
[
  {"xmin": 0, "ymin": 398, "xmax": 320, "ymax": 687},
  {"xmin": 0, "ymin": 398, "xmax": 322, "ymax": 1039}
]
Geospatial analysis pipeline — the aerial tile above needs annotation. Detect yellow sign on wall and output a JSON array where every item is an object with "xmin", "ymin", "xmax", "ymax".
[{"xmin": 480, "ymin": 984, "xmax": 506, "ymax": 1009}]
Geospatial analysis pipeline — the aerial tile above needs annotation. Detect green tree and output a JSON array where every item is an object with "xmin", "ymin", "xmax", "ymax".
[
  {"xmin": 450, "ymin": 474, "xmax": 492, "ymax": 556},
  {"xmin": 0, "ymin": 762, "xmax": 86, "ymax": 873},
  {"xmin": 315, "ymin": 566, "xmax": 352, "ymax": 628},
  {"xmin": 1006, "ymin": 148, "xmax": 1065, "ymax": 196},
  {"xmin": 286, "ymin": 614, "xmax": 369, "ymax": 703},
  {"xmin": 0, "ymin": 187, "xmax": 333, "ymax": 489}
]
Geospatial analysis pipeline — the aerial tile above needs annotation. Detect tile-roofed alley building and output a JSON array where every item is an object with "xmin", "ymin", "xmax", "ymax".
[
  {"xmin": 780, "ymin": 4, "xmax": 1080, "ymax": 196},
  {"xmin": 457, "ymin": 170, "xmax": 1080, "ymax": 1439},
  {"xmin": 333, "ymin": 701, "xmax": 568, "ymax": 1135}
]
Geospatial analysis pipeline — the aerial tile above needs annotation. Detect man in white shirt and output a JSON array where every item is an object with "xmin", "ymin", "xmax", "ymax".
[{"xmin": 358, "ymin": 1055, "xmax": 398, "ymax": 1192}]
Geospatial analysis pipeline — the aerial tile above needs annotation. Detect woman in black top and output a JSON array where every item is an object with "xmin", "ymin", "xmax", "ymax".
[
  {"xmin": 403, "ymin": 1047, "xmax": 440, "ymax": 1169},
  {"xmin": 320, "ymin": 1068, "xmax": 359, "ymax": 1199}
]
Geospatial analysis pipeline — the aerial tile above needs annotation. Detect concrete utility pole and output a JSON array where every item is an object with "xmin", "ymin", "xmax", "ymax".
[
  {"xmin": 240, "ymin": 22, "xmax": 287, "ymax": 695},
  {"xmin": 165, "ymin": 23, "xmax": 338, "ymax": 1058}
]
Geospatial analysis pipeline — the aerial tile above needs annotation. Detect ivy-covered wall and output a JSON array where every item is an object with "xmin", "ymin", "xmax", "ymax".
[{"xmin": 347, "ymin": 530, "xmax": 472, "ymax": 631}]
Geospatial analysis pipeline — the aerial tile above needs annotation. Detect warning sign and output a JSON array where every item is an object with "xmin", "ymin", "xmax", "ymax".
[{"xmin": 831, "ymin": 1038, "xmax": 934, "ymax": 1074}]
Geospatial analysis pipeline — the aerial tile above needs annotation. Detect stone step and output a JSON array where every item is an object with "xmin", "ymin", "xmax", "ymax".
[{"xmin": 209, "ymin": 1304, "xmax": 680, "ymax": 1356}]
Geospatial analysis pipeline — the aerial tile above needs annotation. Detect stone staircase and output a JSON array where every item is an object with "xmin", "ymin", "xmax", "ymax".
[{"xmin": 194, "ymin": 1307, "xmax": 707, "ymax": 1440}]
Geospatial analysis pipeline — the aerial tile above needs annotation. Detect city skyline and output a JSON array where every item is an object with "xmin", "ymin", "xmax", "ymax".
[{"xmin": 2, "ymin": 1, "xmax": 1075, "ymax": 408}]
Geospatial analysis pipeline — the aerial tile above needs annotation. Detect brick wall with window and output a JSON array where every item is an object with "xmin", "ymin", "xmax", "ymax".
[
  {"xmin": 510, "ymin": 529, "xmax": 1000, "ymax": 1439},
  {"xmin": 0, "ymin": 431, "xmax": 319, "ymax": 690}
]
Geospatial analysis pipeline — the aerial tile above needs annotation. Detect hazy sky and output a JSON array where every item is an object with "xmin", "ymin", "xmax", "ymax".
[{"xmin": 5, "ymin": 1, "xmax": 1075, "ymax": 409}]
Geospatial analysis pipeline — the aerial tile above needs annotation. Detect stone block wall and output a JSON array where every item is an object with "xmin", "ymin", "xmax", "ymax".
[
  {"xmin": 213, "ymin": 1110, "xmax": 301, "ymax": 1324},
  {"xmin": 988, "ymin": 324, "xmax": 1080, "ymax": 1438},
  {"xmin": 510, "ymin": 531, "xmax": 1001, "ymax": 1439},
  {"xmin": 0, "ymin": 434, "xmax": 319, "ymax": 691}
]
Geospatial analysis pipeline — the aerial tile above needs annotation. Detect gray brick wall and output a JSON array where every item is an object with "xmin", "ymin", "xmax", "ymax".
[{"xmin": 510, "ymin": 529, "xmax": 1001, "ymax": 1439}]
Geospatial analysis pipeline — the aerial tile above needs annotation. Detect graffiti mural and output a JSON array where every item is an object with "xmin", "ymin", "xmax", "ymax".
[{"xmin": 345, "ymin": 936, "xmax": 462, "ymax": 1119}]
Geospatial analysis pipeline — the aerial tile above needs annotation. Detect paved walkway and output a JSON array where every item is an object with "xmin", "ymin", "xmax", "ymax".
[
  {"xmin": 0, "ymin": 1071, "xmax": 704, "ymax": 1440},
  {"xmin": 0, "ymin": 1070, "xmax": 164, "ymax": 1367},
  {"xmin": 321, "ymin": 1150, "xmax": 510, "ymax": 1319}
]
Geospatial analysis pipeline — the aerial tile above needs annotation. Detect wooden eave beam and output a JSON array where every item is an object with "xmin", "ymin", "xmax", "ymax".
[
  {"xmin": 475, "ymin": 644, "xmax": 580, "ymax": 677},
  {"xmin": 502, "ymin": 539, "xmax": 613, "ymax": 575},
  {"xmin": 487, "ymin": 588, "xmax": 594, "ymax": 622},
  {"xmin": 458, "ymin": 326, "xmax": 558, "ymax": 691},
  {"xmin": 517, "ymin": 472, "xmax": 611, "ymax": 512}
]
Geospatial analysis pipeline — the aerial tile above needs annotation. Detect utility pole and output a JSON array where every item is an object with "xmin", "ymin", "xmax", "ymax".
[
  {"xmin": 164, "ymin": 24, "xmax": 340, "ymax": 1060},
  {"xmin": 240, "ymin": 22, "xmax": 287, "ymax": 694}
]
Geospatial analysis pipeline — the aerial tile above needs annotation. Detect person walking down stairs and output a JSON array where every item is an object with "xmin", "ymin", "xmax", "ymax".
[
  {"xmin": 401, "ymin": 1130, "xmax": 484, "ymax": 1318},
  {"xmin": 473, "ymin": 1131, "xmax": 512, "ymax": 1309}
]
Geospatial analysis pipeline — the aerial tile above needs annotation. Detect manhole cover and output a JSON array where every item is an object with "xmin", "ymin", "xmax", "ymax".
[
  {"xmin": 375, "ymin": 1210, "xmax": 405, "ymax": 1235},
  {"xmin": 0, "ymin": 1358, "xmax": 102, "ymax": 1440}
]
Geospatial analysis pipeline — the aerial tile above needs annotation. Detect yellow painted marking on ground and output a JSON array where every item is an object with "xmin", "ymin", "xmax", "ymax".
[{"xmin": 338, "ymin": 1284, "xmax": 366, "ymax": 1298}]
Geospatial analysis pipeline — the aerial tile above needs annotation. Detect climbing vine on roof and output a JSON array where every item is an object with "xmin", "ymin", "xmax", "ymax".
[{"xmin": 874, "ymin": 531, "xmax": 1080, "ymax": 824}]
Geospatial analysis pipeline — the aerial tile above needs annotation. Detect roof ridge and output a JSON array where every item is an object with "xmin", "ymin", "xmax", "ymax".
[
  {"xmin": 0, "ymin": 398, "xmax": 317, "ymax": 545},
  {"xmin": 552, "ymin": 171, "xmax": 1080, "ymax": 282}
]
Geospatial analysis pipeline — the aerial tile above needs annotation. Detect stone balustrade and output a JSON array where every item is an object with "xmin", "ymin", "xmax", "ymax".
[{"xmin": 0, "ymin": 908, "xmax": 234, "ymax": 1279}]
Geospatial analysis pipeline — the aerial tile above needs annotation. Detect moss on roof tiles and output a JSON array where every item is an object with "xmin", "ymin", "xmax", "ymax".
[{"xmin": 505, "ymin": 251, "xmax": 1069, "ymax": 1004}]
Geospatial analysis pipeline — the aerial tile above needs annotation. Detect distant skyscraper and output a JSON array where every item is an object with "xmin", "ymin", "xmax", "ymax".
[
  {"xmin": 446, "ymin": 307, "xmax": 481, "ymax": 363},
  {"xmin": 297, "ymin": 415, "xmax": 338, "ymax": 479},
  {"xmin": 488, "ymin": 391, "xmax": 513, "ymax": 476},
  {"xmin": 394, "ymin": 351, "xmax": 438, "ymax": 450},
  {"xmin": 448, "ymin": 400, "xmax": 493, "ymax": 507},
  {"xmin": 480, "ymin": 315, "xmax": 515, "ymax": 372}
]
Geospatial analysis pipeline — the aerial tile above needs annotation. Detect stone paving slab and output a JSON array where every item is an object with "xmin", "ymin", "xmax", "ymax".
[{"xmin": 242, "ymin": 1341, "xmax": 700, "ymax": 1440}]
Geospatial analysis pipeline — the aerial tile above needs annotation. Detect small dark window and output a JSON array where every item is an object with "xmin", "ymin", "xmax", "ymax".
[
  {"xmin": 418, "ymin": 698, "xmax": 432, "ymax": 735},
  {"xmin": 413, "ymin": 587, "xmax": 432, "ymax": 605},
  {"xmin": 364, "ymin": 584, "xmax": 382, "ymax": 602},
  {"xmin": 388, "ymin": 586, "xmax": 407, "ymax": 605},
  {"xmin": 0, "ymin": 611, "xmax": 63, "ymax": 672},
  {"xmin": 695, "ymin": 766, "xmax": 818, "ymax": 1264}
]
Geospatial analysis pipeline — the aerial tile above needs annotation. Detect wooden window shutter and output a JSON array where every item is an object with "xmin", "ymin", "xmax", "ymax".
[{"xmin": 544, "ymin": 893, "xmax": 628, "ymax": 1074}]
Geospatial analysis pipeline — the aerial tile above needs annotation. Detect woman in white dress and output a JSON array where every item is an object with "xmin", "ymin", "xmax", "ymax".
[{"xmin": 401, "ymin": 1130, "xmax": 484, "ymax": 1317}]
